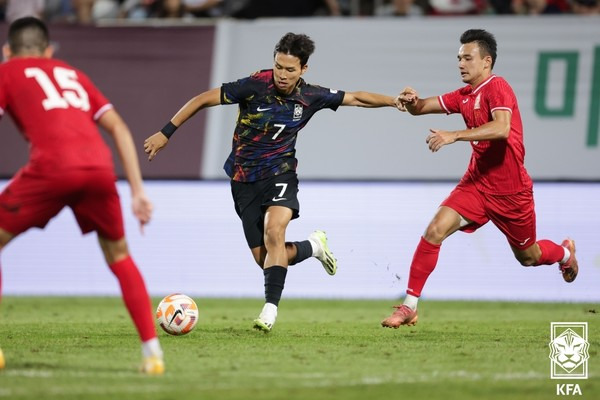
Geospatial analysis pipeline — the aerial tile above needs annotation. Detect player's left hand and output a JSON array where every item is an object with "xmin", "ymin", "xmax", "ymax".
[
  {"xmin": 132, "ymin": 193, "xmax": 153, "ymax": 233},
  {"xmin": 144, "ymin": 132, "xmax": 169, "ymax": 161},
  {"xmin": 426, "ymin": 129, "xmax": 457, "ymax": 152}
]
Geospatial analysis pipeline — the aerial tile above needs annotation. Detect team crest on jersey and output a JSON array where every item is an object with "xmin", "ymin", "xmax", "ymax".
[
  {"xmin": 293, "ymin": 104, "xmax": 303, "ymax": 121},
  {"xmin": 474, "ymin": 93, "xmax": 481, "ymax": 110}
]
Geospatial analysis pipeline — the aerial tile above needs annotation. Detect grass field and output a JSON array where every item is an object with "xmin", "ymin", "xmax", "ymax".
[{"xmin": 0, "ymin": 297, "xmax": 597, "ymax": 400}]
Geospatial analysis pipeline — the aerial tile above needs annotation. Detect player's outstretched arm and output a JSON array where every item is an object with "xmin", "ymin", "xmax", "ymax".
[
  {"xmin": 341, "ymin": 91, "xmax": 396, "ymax": 108},
  {"xmin": 98, "ymin": 108, "xmax": 152, "ymax": 231},
  {"xmin": 144, "ymin": 88, "xmax": 221, "ymax": 161}
]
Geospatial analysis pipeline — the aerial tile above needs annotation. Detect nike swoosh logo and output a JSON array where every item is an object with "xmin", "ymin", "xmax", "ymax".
[
  {"xmin": 271, "ymin": 197, "xmax": 287, "ymax": 202},
  {"xmin": 519, "ymin": 237, "xmax": 531, "ymax": 246},
  {"xmin": 168, "ymin": 309, "xmax": 183, "ymax": 326},
  {"xmin": 462, "ymin": 99, "xmax": 469, "ymax": 104},
  {"xmin": 257, "ymin": 106, "xmax": 272, "ymax": 112}
]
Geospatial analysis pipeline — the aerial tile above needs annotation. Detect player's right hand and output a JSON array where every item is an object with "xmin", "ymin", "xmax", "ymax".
[
  {"xmin": 132, "ymin": 192, "xmax": 153, "ymax": 234},
  {"xmin": 144, "ymin": 132, "xmax": 169, "ymax": 161}
]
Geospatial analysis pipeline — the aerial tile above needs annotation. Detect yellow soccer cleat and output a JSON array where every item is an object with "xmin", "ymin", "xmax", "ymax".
[
  {"xmin": 253, "ymin": 303, "xmax": 277, "ymax": 333},
  {"xmin": 140, "ymin": 355, "xmax": 165, "ymax": 375},
  {"xmin": 309, "ymin": 230, "xmax": 337, "ymax": 276}
]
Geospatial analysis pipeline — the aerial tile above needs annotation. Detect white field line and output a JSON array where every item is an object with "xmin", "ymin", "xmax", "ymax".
[{"xmin": 0, "ymin": 368, "xmax": 587, "ymax": 397}]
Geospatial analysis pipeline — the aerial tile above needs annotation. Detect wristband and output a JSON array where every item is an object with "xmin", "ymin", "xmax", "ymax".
[{"xmin": 160, "ymin": 121, "xmax": 178, "ymax": 139}]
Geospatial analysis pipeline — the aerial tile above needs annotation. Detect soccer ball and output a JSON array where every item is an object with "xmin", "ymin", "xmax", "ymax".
[{"xmin": 156, "ymin": 293, "xmax": 199, "ymax": 336}]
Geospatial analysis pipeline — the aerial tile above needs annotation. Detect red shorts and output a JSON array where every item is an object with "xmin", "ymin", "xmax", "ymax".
[
  {"xmin": 441, "ymin": 180, "xmax": 536, "ymax": 249},
  {"xmin": 0, "ymin": 167, "xmax": 124, "ymax": 241}
]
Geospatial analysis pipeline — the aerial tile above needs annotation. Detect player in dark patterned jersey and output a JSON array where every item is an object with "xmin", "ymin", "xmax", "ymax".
[
  {"xmin": 144, "ymin": 32, "xmax": 398, "ymax": 332},
  {"xmin": 220, "ymin": 68, "xmax": 346, "ymax": 183},
  {"xmin": 382, "ymin": 29, "xmax": 579, "ymax": 329},
  {"xmin": 0, "ymin": 17, "xmax": 164, "ymax": 373}
]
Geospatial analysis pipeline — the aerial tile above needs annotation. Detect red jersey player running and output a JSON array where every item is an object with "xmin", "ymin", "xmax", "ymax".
[
  {"xmin": 0, "ymin": 17, "xmax": 164, "ymax": 373},
  {"xmin": 382, "ymin": 29, "xmax": 578, "ymax": 328}
]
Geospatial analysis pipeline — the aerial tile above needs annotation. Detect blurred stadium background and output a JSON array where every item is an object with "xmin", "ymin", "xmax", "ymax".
[{"xmin": 0, "ymin": 7, "xmax": 598, "ymax": 303}]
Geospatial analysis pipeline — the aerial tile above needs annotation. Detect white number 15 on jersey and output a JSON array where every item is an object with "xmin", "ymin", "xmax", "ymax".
[{"xmin": 25, "ymin": 67, "xmax": 90, "ymax": 112}]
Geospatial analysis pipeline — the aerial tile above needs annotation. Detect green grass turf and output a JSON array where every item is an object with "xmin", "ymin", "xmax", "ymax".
[{"xmin": 0, "ymin": 297, "xmax": 598, "ymax": 400}]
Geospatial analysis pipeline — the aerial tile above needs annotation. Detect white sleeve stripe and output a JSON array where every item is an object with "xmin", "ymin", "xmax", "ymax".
[
  {"xmin": 0, "ymin": 106, "xmax": 4, "ymax": 116},
  {"xmin": 438, "ymin": 95, "xmax": 450, "ymax": 114},
  {"xmin": 94, "ymin": 103, "xmax": 114, "ymax": 121},
  {"xmin": 491, "ymin": 106, "xmax": 512, "ymax": 114}
]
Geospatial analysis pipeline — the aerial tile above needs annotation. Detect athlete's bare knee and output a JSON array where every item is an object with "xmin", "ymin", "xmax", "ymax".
[
  {"xmin": 513, "ymin": 244, "xmax": 541, "ymax": 267},
  {"xmin": 263, "ymin": 226, "xmax": 285, "ymax": 249},
  {"xmin": 515, "ymin": 254, "xmax": 536, "ymax": 267},
  {"xmin": 423, "ymin": 224, "xmax": 445, "ymax": 244},
  {"xmin": 98, "ymin": 236, "xmax": 129, "ymax": 265}
]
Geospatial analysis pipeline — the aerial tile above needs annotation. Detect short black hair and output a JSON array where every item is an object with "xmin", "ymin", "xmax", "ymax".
[
  {"xmin": 273, "ymin": 33, "xmax": 315, "ymax": 67},
  {"xmin": 460, "ymin": 29, "xmax": 497, "ymax": 69},
  {"xmin": 8, "ymin": 16, "xmax": 49, "ymax": 55}
]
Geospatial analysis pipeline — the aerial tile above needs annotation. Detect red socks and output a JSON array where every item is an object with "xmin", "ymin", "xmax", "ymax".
[
  {"xmin": 404, "ymin": 238, "xmax": 565, "ymax": 297},
  {"xmin": 534, "ymin": 239, "xmax": 565, "ymax": 266},
  {"xmin": 406, "ymin": 237, "xmax": 441, "ymax": 298},
  {"xmin": 109, "ymin": 256, "xmax": 156, "ymax": 342}
]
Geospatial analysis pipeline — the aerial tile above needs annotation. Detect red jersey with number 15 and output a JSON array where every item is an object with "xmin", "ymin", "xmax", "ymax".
[
  {"xmin": 438, "ymin": 75, "xmax": 532, "ymax": 195},
  {"xmin": 0, "ymin": 57, "xmax": 114, "ymax": 172}
]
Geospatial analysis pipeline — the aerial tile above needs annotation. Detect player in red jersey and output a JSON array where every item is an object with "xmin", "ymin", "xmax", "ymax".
[
  {"xmin": 381, "ymin": 29, "xmax": 578, "ymax": 328},
  {"xmin": 0, "ymin": 17, "xmax": 164, "ymax": 373}
]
